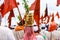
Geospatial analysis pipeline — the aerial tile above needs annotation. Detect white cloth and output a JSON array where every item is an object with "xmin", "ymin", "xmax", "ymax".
[
  {"xmin": 54, "ymin": 16, "xmax": 59, "ymax": 24},
  {"xmin": 40, "ymin": 30, "xmax": 50, "ymax": 40},
  {"xmin": 36, "ymin": 35, "xmax": 44, "ymax": 40},
  {"xmin": 13, "ymin": 30, "xmax": 24, "ymax": 40},
  {"xmin": 57, "ymin": 28, "xmax": 60, "ymax": 31},
  {"xmin": 40, "ymin": 23, "xmax": 45, "ymax": 30},
  {"xmin": 33, "ymin": 26, "xmax": 38, "ymax": 32},
  {"xmin": 40, "ymin": 23, "xmax": 45, "ymax": 28},
  {"xmin": 0, "ymin": 27, "xmax": 15, "ymax": 40},
  {"xmin": 52, "ymin": 30, "xmax": 60, "ymax": 40}
]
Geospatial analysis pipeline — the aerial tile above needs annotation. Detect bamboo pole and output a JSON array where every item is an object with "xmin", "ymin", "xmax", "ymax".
[{"xmin": 17, "ymin": 6, "xmax": 22, "ymax": 20}]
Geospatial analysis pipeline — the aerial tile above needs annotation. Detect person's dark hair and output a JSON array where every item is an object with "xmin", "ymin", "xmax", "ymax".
[
  {"xmin": 41, "ymin": 27, "xmax": 45, "ymax": 29},
  {"xmin": 18, "ymin": 22, "xmax": 22, "ymax": 26},
  {"xmin": 59, "ymin": 26, "xmax": 60, "ymax": 28},
  {"xmin": 34, "ymin": 30, "xmax": 39, "ymax": 33},
  {"xmin": 22, "ymin": 20, "xmax": 25, "ymax": 25},
  {"xmin": 18, "ymin": 20, "xmax": 25, "ymax": 26},
  {"xmin": 45, "ymin": 24, "xmax": 49, "ymax": 31},
  {"xmin": 33, "ymin": 25, "xmax": 40, "ymax": 33}
]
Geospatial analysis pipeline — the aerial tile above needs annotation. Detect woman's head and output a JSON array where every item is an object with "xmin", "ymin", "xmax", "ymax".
[
  {"xmin": 48, "ymin": 22, "xmax": 57, "ymax": 32},
  {"xmin": 17, "ymin": 20, "xmax": 25, "ymax": 26}
]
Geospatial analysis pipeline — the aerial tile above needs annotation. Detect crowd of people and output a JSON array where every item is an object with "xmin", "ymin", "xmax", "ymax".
[{"xmin": 0, "ymin": 13, "xmax": 60, "ymax": 40}]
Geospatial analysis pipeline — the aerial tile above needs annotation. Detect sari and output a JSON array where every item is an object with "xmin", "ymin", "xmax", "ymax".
[{"xmin": 23, "ymin": 26, "xmax": 37, "ymax": 40}]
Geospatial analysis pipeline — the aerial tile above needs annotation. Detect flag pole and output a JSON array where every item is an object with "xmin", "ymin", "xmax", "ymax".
[
  {"xmin": 15, "ymin": 2, "xmax": 22, "ymax": 20},
  {"xmin": 17, "ymin": 6, "xmax": 22, "ymax": 20}
]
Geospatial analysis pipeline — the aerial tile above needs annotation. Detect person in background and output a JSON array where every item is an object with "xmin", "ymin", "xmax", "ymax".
[
  {"xmin": 48, "ymin": 21, "xmax": 57, "ymax": 32},
  {"xmin": 15, "ymin": 20, "xmax": 24, "ymax": 31},
  {"xmin": 51, "ymin": 22, "xmax": 60, "ymax": 40},
  {"xmin": 14, "ymin": 20, "xmax": 25, "ymax": 40},
  {"xmin": 45, "ymin": 23, "xmax": 49, "ymax": 31},
  {"xmin": 0, "ymin": 26, "xmax": 15, "ymax": 40},
  {"xmin": 40, "ymin": 23, "xmax": 50, "ymax": 40},
  {"xmin": 48, "ymin": 21, "xmax": 57, "ymax": 40},
  {"xmin": 33, "ymin": 25, "xmax": 44, "ymax": 40},
  {"xmin": 57, "ymin": 26, "xmax": 60, "ymax": 31},
  {"xmin": 57, "ymin": 22, "xmax": 60, "ymax": 31}
]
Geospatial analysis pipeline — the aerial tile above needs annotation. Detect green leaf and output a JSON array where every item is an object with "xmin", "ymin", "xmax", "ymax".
[
  {"xmin": 23, "ymin": 0, "xmax": 29, "ymax": 13},
  {"xmin": 18, "ymin": 16, "xmax": 20, "ymax": 20}
]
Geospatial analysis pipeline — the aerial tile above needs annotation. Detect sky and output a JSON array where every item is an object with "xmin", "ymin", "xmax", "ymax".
[{"xmin": 0, "ymin": 0, "xmax": 60, "ymax": 26}]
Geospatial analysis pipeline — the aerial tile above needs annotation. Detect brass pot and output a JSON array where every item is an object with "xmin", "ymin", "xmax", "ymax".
[{"xmin": 25, "ymin": 13, "xmax": 34, "ymax": 26}]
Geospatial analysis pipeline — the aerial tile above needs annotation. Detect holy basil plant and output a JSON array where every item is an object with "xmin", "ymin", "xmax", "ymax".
[
  {"xmin": 23, "ymin": 0, "xmax": 29, "ymax": 13},
  {"xmin": 18, "ymin": 16, "xmax": 21, "ymax": 20}
]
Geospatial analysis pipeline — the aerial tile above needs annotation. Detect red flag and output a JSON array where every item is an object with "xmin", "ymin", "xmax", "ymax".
[
  {"xmin": 0, "ymin": 4, "xmax": 4, "ymax": 13},
  {"xmin": 57, "ymin": 0, "xmax": 60, "ymax": 6},
  {"xmin": 47, "ymin": 16, "xmax": 50, "ymax": 23},
  {"xmin": 30, "ymin": 1, "xmax": 36, "ymax": 10},
  {"xmin": 34, "ymin": 0, "xmax": 40, "ymax": 26},
  {"xmin": 44, "ymin": 5, "xmax": 48, "ymax": 18},
  {"xmin": 51, "ymin": 13, "xmax": 54, "ymax": 22},
  {"xmin": 8, "ymin": 10, "xmax": 15, "ymax": 28},
  {"xmin": 56, "ymin": 12, "xmax": 59, "ymax": 18},
  {"xmin": 1, "ymin": 0, "xmax": 17, "ymax": 17},
  {"xmin": 30, "ymin": 0, "xmax": 40, "ymax": 26},
  {"xmin": 41, "ymin": 15, "xmax": 43, "ymax": 23}
]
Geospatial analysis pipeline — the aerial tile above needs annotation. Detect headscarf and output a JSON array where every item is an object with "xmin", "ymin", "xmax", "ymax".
[
  {"xmin": 23, "ymin": 27, "xmax": 37, "ymax": 40},
  {"xmin": 48, "ymin": 21, "xmax": 57, "ymax": 32}
]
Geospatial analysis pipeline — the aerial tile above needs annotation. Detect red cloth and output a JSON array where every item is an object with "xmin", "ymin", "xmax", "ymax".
[
  {"xmin": 51, "ymin": 13, "xmax": 54, "ymax": 22},
  {"xmin": 48, "ymin": 22, "xmax": 57, "ymax": 32},
  {"xmin": 57, "ymin": 0, "xmax": 60, "ymax": 6},
  {"xmin": 23, "ymin": 27, "xmax": 37, "ymax": 40},
  {"xmin": 47, "ymin": 16, "xmax": 50, "ymax": 23},
  {"xmin": 56, "ymin": 12, "xmax": 59, "ymax": 18},
  {"xmin": 8, "ymin": 10, "xmax": 15, "ymax": 28},
  {"xmin": 40, "ymin": 15, "xmax": 43, "ymax": 23},
  {"xmin": 44, "ymin": 5, "xmax": 48, "ymax": 18},
  {"xmin": 30, "ymin": 0, "xmax": 36, "ymax": 10},
  {"xmin": 30, "ymin": 0, "xmax": 40, "ymax": 25},
  {"xmin": 34, "ymin": 0, "xmax": 40, "ymax": 26},
  {"xmin": 1, "ymin": 0, "xmax": 17, "ymax": 17},
  {"xmin": 30, "ymin": 0, "xmax": 40, "ymax": 26}
]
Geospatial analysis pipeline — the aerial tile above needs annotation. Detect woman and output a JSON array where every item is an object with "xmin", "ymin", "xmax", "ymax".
[{"xmin": 23, "ymin": 13, "xmax": 37, "ymax": 40}]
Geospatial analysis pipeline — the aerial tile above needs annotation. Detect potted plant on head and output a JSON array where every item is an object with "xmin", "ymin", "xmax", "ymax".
[{"xmin": 22, "ymin": 0, "xmax": 37, "ymax": 40}]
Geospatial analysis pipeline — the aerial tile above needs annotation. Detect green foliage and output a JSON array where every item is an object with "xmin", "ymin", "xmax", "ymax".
[
  {"xmin": 23, "ymin": 0, "xmax": 29, "ymax": 13},
  {"xmin": 18, "ymin": 16, "xmax": 21, "ymax": 20}
]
